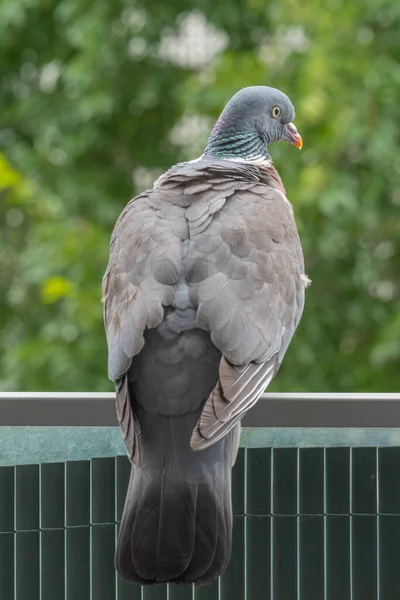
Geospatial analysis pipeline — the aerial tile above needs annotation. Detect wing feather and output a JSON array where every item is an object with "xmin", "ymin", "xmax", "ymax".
[
  {"xmin": 102, "ymin": 190, "xmax": 184, "ymax": 463},
  {"xmin": 190, "ymin": 178, "xmax": 309, "ymax": 451}
]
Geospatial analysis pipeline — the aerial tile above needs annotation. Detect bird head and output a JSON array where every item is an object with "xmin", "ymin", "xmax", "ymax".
[{"xmin": 204, "ymin": 86, "xmax": 302, "ymax": 162}]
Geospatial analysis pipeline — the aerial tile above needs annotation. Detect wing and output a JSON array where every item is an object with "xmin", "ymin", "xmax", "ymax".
[
  {"xmin": 102, "ymin": 191, "xmax": 183, "ymax": 464},
  {"xmin": 190, "ymin": 183, "xmax": 310, "ymax": 450}
]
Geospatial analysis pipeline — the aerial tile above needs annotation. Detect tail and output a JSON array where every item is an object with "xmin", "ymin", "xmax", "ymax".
[{"xmin": 115, "ymin": 412, "xmax": 239, "ymax": 586}]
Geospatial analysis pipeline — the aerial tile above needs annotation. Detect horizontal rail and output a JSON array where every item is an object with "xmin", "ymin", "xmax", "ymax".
[{"xmin": 1, "ymin": 392, "xmax": 400, "ymax": 427}]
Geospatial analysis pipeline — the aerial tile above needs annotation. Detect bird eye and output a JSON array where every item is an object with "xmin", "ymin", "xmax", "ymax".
[{"xmin": 271, "ymin": 106, "xmax": 281, "ymax": 118}]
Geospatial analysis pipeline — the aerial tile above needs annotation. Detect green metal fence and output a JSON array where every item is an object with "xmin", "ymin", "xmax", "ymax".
[{"xmin": 2, "ymin": 446, "xmax": 400, "ymax": 599}]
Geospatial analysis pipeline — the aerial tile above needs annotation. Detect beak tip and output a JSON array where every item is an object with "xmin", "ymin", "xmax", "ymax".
[{"xmin": 285, "ymin": 123, "xmax": 303, "ymax": 150}]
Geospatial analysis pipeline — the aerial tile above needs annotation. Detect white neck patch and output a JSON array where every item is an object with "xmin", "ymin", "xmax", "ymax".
[{"xmin": 189, "ymin": 153, "xmax": 272, "ymax": 167}]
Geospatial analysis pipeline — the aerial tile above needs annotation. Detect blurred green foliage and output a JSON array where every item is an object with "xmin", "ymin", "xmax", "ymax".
[{"xmin": 0, "ymin": 0, "xmax": 399, "ymax": 392}]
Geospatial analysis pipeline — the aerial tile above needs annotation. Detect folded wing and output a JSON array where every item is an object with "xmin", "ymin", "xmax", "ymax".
[
  {"xmin": 190, "ymin": 184, "xmax": 308, "ymax": 450},
  {"xmin": 102, "ymin": 192, "xmax": 183, "ymax": 464}
]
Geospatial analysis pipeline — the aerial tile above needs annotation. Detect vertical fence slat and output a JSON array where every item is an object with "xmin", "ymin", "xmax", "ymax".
[
  {"xmin": 379, "ymin": 515, "xmax": 400, "ymax": 599},
  {"xmin": 247, "ymin": 516, "xmax": 271, "ymax": 600},
  {"xmin": 16, "ymin": 531, "xmax": 40, "ymax": 600},
  {"xmin": 299, "ymin": 516, "xmax": 324, "ymax": 600},
  {"xmin": 41, "ymin": 529, "xmax": 65, "ymax": 600},
  {"xmin": 142, "ymin": 584, "xmax": 168, "ymax": 599},
  {"xmin": 299, "ymin": 448, "xmax": 324, "ymax": 515},
  {"xmin": 220, "ymin": 516, "xmax": 245, "ymax": 600},
  {"xmin": 66, "ymin": 461, "xmax": 90, "ymax": 527},
  {"xmin": 0, "ymin": 533, "xmax": 14, "ymax": 599},
  {"xmin": 326, "ymin": 516, "xmax": 350, "ymax": 600},
  {"xmin": 272, "ymin": 516, "xmax": 297, "ymax": 600},
  {"xmin": 66, "ymin": 527, "xmax": 90, "ymax": 600},
  {"xmin": 92, "ymin": 458, "xmax": 115, "ymax": 524},
  {"xmin": 0, "ymin": 467, "xmax": 15, "ymax": 598},
  {"xmin": 273, "ymin": 449, "xmax": 297, "ymax": 515},
  {"xmin": 246, "ymin": 448, "xmax": 271, "ymax": 515},
  {"xmin": 40, "ymin": 463, "xmax": 65, "ymax": 529},
  {"xmin": 169, "ymin": 583, "xmax": 194, "ymax": 599},
  {"xmin": 0, "ymin": 467, "xmax": 14, "ymax": 532},
  {"xmin": 117, "ymin": 577, "xmax": 142, "ymax": 600},
  {"xmin": 194, "ymin": 578, "xmax": 219, "ymax": 600},
  {"xmin": 379, "ymin": 448, "xmax": 400, "ymax": 514},
  {"xmin": 326, "ymin": 448, "xmax": 350, "ymax": 515},
  {"xmin": 16, "ymin": 465, "xmax": 39, "ymax": 531},
  {"xmin": 352, "ymin": 515, "xmax": 377, "ymax": 600},
  {"xmin": 352, "ymin": 448, "xmax": 377, "ymax": 515},
  {"xmin": 92, "ymin": 524, "xmax": 116, "ymax": 600}
]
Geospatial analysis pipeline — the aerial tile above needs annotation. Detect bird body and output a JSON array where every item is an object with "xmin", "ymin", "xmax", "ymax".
[{"xmin": 102, "ymin": 87, "xmax": 309, "ymax": 586}]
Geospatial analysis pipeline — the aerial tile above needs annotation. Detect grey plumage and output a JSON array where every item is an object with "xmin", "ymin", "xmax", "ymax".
[{"xmin": 102, "ymin": 87, "xmax": 309, "ymax": 586}]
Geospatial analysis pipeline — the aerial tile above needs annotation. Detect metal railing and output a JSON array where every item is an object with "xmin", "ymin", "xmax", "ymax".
[{"xmin": 1, "ymin": 392, "xmax": 400, "ymax": 427}]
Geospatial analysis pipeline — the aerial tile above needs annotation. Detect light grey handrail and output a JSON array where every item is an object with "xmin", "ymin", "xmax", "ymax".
[{"xmin": 1, "ymin": 392, "xmax": 400, "ymax": 427}]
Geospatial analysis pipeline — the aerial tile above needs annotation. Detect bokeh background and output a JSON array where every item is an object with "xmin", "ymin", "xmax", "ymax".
[{"xmin": 0, "ymin": 0, "xmax": 399, "ymax": 393}]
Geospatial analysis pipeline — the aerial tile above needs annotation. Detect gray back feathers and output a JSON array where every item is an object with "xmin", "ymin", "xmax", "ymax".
[{"xmin": 103, "ymin": 158, "xmax": 308, "ymax": 458}]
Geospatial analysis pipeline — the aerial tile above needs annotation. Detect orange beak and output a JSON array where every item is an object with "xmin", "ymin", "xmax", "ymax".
[{"xmin": 284, "ymin": 122, "xmax": 303, "ymax": 149}]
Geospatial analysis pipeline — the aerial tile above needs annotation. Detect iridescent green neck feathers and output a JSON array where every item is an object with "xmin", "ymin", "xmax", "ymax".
[{"xmin": 204, "ymin": 129, "xmax": 268, "ymax": 163}]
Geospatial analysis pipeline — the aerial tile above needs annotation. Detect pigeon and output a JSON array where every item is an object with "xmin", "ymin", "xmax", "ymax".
[{"xmin": 102, "ymin": 86, "xmax": 310, "ymax": 587}]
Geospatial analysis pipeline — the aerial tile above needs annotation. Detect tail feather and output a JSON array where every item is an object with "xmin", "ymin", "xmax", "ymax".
[
  {"xmin": 182, "ymin": 467, "xmax": 232, "ymax": 585},
  {"xmin": 180, "ymin": 483, "xmax": 219, "ymax": 583},
  {"xmin": 131, "ymin": 476, "xmax": 196, "ymax": 581},
  {"xmin": 115, "ymin": 418, "xmax": 238, "ymax": 586}
]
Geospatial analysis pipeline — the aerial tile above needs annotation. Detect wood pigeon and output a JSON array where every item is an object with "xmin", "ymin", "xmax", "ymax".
[{"xmin": 102, "ymin": 86, "xmax": 310, "ymax": 587}]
